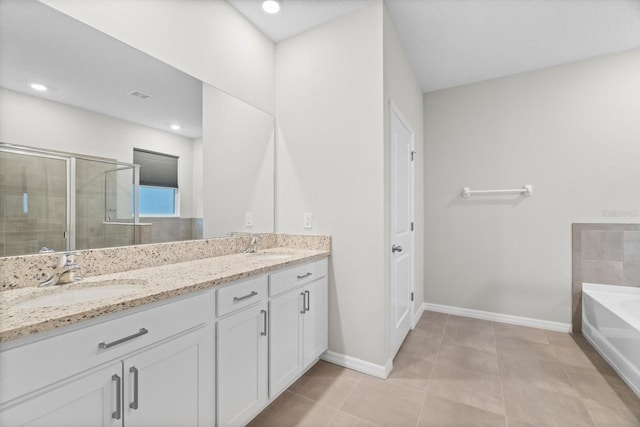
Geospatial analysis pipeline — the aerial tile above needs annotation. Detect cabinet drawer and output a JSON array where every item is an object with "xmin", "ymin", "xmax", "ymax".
[
  {"xmin": 0, "ymin": 291, "xmax": 213, "ymax": 405},
  {"xmin": 269, "ymin": 258, "xmax": 328, "ymax": 297},
  {"xmin": 217, "ymin": 275, "xmax": 267, "ymax": 317}
]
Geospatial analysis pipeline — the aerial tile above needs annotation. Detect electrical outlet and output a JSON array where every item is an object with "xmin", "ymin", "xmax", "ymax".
[
  {"xmin": 245, "ymin": 213, "xmax": 253, "ymax": 228},
  {"xmin": 303, "ymin": 212, "xmax": 312, "ymax": 229}
]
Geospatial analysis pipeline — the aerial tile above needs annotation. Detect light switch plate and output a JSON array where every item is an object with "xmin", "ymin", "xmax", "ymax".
[
  {"xmin": 303, "ymin": 212, "xmax": 312, "ymax": 229},
  {"xmin": 245, "ymin": 213, "xmax": 253, "ymax": 227}
]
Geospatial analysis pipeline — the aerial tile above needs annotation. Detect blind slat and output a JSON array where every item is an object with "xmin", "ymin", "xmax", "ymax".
[{"xmin": 133, "ymin": 149, "xmax": 178, "ymax": 188}]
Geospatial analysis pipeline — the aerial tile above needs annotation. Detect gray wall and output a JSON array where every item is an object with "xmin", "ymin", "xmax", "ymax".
[{"xmin": 423, "ymin": 49, "xmax": 640, "ymax": 325}]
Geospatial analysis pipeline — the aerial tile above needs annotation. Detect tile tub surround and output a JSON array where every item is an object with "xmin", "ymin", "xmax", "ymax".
[
  {"xmin": 0, "ymin": 233, "xmax": 330, "ymax": 290},
  {"xmin": 572, "ymin": 223, "xmax": 640, "ymax": 333},
  {"xmin": 0, "ymin": 243, "xmax": 330, "ymax": 343},
  {"xmin": 249, "ymin": 313, "xmax": 640, "ymax": 427}
]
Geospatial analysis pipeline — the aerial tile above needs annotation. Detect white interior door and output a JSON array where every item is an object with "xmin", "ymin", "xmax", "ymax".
[{"xmin": 390, "ymin": 102, "xmax": 414, "ymax": 358}]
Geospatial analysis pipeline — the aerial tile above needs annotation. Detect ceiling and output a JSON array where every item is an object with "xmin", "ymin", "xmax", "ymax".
[
  {"xmin": 229, "ymin": 0, "xmax": 640, "ymax": 93},
  {"xmin": 0, "ymin": 0, "xmax": 202, "ymax": 139}
]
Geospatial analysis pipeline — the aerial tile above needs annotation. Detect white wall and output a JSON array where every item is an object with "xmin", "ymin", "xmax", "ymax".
[
  {"xmin": 0, "ymin": 88, "xmax": 196, "ymax": 217},
  {"xmin": 383, "ymin": 5, "xmax": 425, "ymax": 326},
  {"xmin": 423, "ymin": 49, "xmax": 640, "ymax": 324},
  {"xmin": 276, "ymin": 3, "xmax": 387, "ymax": 365},
  {"xmin": 202, "ymin": 84, "xmax": 275, "ymax": 237},
  {"xmin": 40, "ymin": 0, "xmax": 275, "ymax": 114}
]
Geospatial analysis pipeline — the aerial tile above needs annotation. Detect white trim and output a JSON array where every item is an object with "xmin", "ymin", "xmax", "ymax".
[
  {"xmin": 422, "ymin": 303, "xmax": 571, "ymax": 333},
  {"xmin": 412, "ymin": 303, "xmax": 425, "ymax": 329},
  {"xmin": 320, "ymin": 350, "xmax": 392, "ymax": 379}
]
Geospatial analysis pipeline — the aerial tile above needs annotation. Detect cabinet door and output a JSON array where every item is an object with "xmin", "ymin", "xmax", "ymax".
[
  {"xmin": 217, "ymin": 301, "xmax": 268, "ymax": 427},
  {"xmin": 123, "ymin": 324, "xmax": 214, "ymax": 427},
  {"xmin": 0, "ymin": 362, "xmax": 122, "ymax": 427},
  {"xmin": 303, "ymin": 278, "xmax": 328, "ymax": 368},
  {"xmin": 269, "ymin": 288, "xmax": 304, "ymax": 398}
]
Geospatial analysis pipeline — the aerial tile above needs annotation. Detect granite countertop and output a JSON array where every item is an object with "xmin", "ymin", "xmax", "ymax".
[{"xmin": 0, "ymin": 247, "xmax": 329, "ymax": 343}]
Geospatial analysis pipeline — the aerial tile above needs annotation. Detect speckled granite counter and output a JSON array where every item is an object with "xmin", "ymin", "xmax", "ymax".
[{"xmin": 0, "ymin": 244, "xmax": 330, "ymax": 343}]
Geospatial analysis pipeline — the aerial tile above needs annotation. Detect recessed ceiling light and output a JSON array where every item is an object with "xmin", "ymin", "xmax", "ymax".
[
  {"xmin": 30, "ymin": 83, "xmax": 48, "ymax": 92},
  {"xmin": 170, "ymin": 124, "xmax": 181, "ymax": 131},
  {"xmin": 262, "ymin": 0, "xmax": 281, "ymax": 14}
]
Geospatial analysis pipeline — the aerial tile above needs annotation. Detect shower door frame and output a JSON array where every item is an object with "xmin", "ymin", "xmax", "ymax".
[{"xmin": 0, "ymin": 142, "xmax": 140, "ymax": 254}]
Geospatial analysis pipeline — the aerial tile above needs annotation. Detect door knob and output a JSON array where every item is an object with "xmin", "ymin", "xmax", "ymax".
[{"xmin": 392, "ymin": 244, "xmax": 403, "ymax": 253}]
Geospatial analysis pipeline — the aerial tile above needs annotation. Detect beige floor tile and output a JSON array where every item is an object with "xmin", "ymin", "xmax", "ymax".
[
  {"xmin": 304, "ymin": 360, "xmax": 366, "ymax": 381},
  {"xmin": 492, "ymin": 322, "xmax": 549, "ymax": 344},
  {"xmin": 328, "ymin": 411, "xmax": 380, "ymax": 427},
  {"xmin": 552, "ymin": 343, "xmax": 617, "ymax": 372},
  {"xmin": 371, "ymin": 352, "xmax": 434, "ymax": 392},
  {"xmin": 506, "ymin": 418, "xmax": 539, "ymax": 427},
  {"xmin": 583, "ymin": 398, "xmax": 640, "ymax": 427},
  {"xmin": 501, "ymin": 379, "xmax": 594, "ymax": 426},
  {"xmin": 497, "ymin": 353, "xmax": 578, "ymax": 397},
  {"xmin": 397, "ymin": 331, "xmax": 442, "ymax": 360},
  {"xmin": 544, "ymin": 330, "xmax": 593, "ymax": 351},
  {"xmin": 426, "ymin": 361, "xmax": 504, "ymax": 415},
  {"xmin": 442, "ymin": 321, "xmax": 497, "ymax": 356},
  {"xmin": 340, "ymin": 378, "xmax": 426, "ymax": 427},
  {"xmin": 446, "ymin": 315, "xmax": 493, "ymax": 330},
  {"xmin": 566, "ymin": 370, "xmax": 640, "ymax": 414},
  {"xmin": 495, "ymin": 334, "xmax": 557, "ymax": 362},
  {"xmin": 418, "ymin": 394, "xmax": 506, "ymax": 427},
  {"xmin": 414, "ymin": 311, "xmax": 448, "ymax": 338},
  {"xmin": 437, "ymin": 342, "xmax": 500, "ymax": 375},
  {"xmin": 289, "ymin": 373, "xmax": 360, "ymax": 409},
  {"xmin": 248, "ymin": 391, "xmax": 337, "ymax": 427}
]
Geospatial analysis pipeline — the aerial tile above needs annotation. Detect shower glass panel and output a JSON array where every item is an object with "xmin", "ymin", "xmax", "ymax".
[
  {"xmin": 1, "ymin": 143, "xmax": 140, "ymax": 255},
  {"xmin": 75, "ymin": 159, "xmax": 138, "ymax": 250},
  {"xmin": 0, "ymin": 150, "xmax": 68, "ymax": 256}
]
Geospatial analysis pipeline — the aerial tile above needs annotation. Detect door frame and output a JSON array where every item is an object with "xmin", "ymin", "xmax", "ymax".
[{"xmin": 388, "ymin": 100, "xmax": 416, "ymax": 357}]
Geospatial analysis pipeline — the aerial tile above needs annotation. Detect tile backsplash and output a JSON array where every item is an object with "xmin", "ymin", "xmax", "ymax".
[{"xmin": 572, "ymin": 223, "xmax": 640, "ymax": 332}]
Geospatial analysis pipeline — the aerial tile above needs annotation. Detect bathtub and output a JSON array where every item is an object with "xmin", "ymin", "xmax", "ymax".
[{"xmin": 582, "ymin": 282, "xmax": 640, "ymax": 397}]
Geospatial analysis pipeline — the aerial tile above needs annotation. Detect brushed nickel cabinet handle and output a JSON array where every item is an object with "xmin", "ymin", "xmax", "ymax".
[
  {"xmin": 261, "ymin": 309, "xmax": 268, "ymax": 336},
  {"xmin": 234, "ymin": 291, "xmax": 258, "ymax": 302},
  {"xmin": 112, "ymin": 374, "xmax": 122, "ymax": 420},
  {"xmin": 129, "ymin": 366, "xmax": 139, "ymax": 410},
  {"xmin": 99, "ymin": 328, "xmax": 149, "ymax": 349},
  {"xmin": 297, "ymin": 272, "xmax": 312, "ymax": 279},
  {"xmin": 392, "ymin": 244, "xmax": 403, "ymax": 253}
]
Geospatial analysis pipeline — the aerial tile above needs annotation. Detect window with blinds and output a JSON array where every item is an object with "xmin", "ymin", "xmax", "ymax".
[{"xmin": 133, "ymin": 148, "xmax": 179, "ymax": 216}]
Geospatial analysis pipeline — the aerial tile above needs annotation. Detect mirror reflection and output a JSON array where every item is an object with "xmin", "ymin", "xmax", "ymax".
[{"xmin": 0, "ymin": 0, "xmax": 275, "ymax": 257}]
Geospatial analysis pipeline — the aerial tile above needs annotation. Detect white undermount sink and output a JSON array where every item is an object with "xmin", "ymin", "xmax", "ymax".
[{"xmin": 16, "ymin": 281, "xmax": 144, "ymax": 309}]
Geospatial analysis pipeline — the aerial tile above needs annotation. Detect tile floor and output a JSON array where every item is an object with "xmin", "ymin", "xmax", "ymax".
[{"xmin": 248, "ymin": 311, "xmax": 640, "ymax": 427}]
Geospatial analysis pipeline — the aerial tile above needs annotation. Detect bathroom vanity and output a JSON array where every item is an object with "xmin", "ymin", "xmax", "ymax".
[{"xmin": 0, "ymin": 238, "xmax": 329, "ymax": 427}]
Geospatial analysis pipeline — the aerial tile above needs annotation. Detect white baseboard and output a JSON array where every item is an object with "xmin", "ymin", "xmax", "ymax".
[
  {"xmin": 321, "ymin": 350, "xmax": 392, "ymax": 379},
  {"xmin": 412, "ymin": 303, "xmax": 425, "ymax": 329},
  {"xmin": 422, "ymin": 303, "xmax": 571, "ymax": 333}
]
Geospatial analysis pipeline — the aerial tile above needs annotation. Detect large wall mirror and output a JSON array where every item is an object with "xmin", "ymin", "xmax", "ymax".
[{"xmin": 0, "ymin": 0, "xmax": 274, "ymax": 257}]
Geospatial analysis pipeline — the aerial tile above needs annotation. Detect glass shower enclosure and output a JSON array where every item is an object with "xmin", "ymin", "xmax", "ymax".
[{"xmin": 0, "ymin": 143, "xmax": 140, "ymax": 256}]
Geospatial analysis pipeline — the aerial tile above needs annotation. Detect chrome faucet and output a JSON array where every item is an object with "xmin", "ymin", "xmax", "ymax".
[
  {"xmin": 242, "ymin": 234, "xmax": 262, "ymax": 253},
  {"xmin": 39, "ymin": 252, "xmax": 81, "ymax": 287}
]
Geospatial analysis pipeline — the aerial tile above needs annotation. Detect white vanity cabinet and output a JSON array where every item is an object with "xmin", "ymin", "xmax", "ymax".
[
  {"xmin": 268, "ymin": 258, "xmax": 328, "ymax": 398},
  {"xmin": 216, "ymin": 276, "xmax": 269, "ymax": 427},
  {"xmin": 0, "ymin": 291, "xmax": 215, "ymax": 427}
]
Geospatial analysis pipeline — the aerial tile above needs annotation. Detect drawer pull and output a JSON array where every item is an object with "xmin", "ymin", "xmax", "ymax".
[
  {"xmin": 112, "ymin": 374, "xmax": 122, "ymax": 420},
  {"xmin": 129, "ymin": 366, "xmax": 139, "ymax": 410},
  {"xmin": 99, "ymin": 328, "xmax": 149, "ymax": 349},
  {"xmin": 233, "ymin": 291, "xmax": 258, "ymax": 302},
  {"xmin": 261, "ymin": 309, "xmax": 268, "ymax": 336},
  {"xmin": 297, "ymin": 272, "xmax": 312, "ymax": 279}
]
